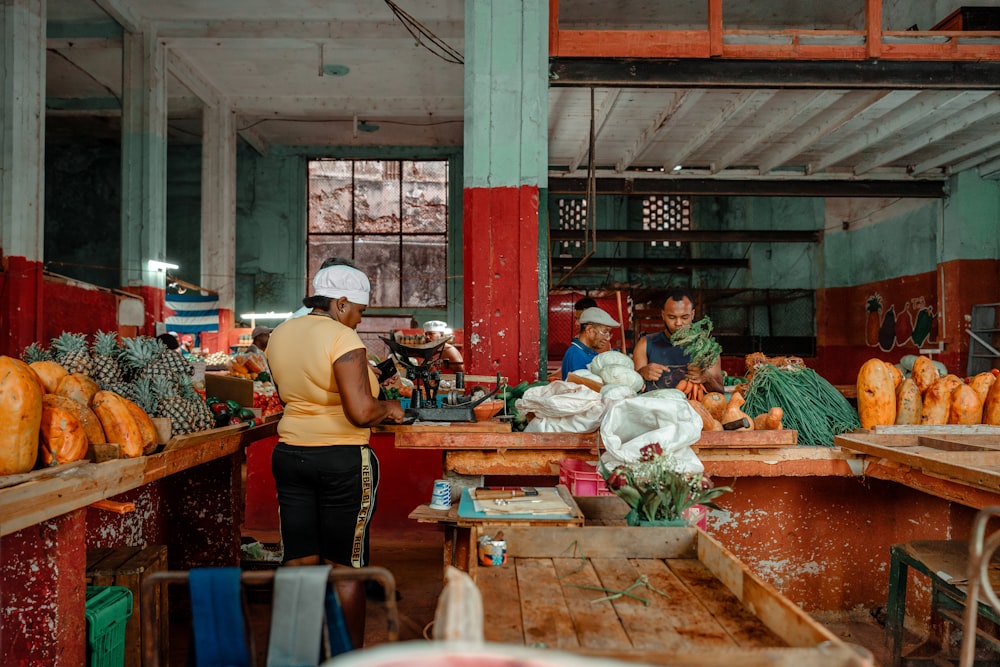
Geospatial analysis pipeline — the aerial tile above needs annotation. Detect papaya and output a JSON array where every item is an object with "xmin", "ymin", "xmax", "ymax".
[
  {"xmin": 911, "ymin": 356, "xmax": 939, "ymax": 395},
  {"xmin": 894, "ymin": 378, "xmax": 922, "ymax": 425},
  {"xmin": 42, "ymin": 394, "xmax": 106, "ymax": 445},
  {"xmin": 857, "ymin": 358, "xmax": 896, "ymax": 429},
  {"xmin": 948, "ymin": 383, "xmax": 983, "ymax": 425},
  {"xmin": 969, "ymin": 372, "xmax": 996, "ymax": 407},
  {"xmin": 884, "ymin": 361, "xmax": 902, "ymax": 389},
  {"xmin": 39, "ymin": 402, "xmax": 88, "ymax": 465},
  {"xmin": 984, "ymin": 378, "xmax": 1000, "ymax": 425},
  {"xmin": 921, "ymin": 376, "xmax": 962, "ymax": 425},
  {"xmin": 91, "ymin": 390, "xmax": 145, "ymax": 458},
  {"xmin": 29, "ymin": 360, "xmax": 68, "ymax": 394},
  {"xmin": 0, "ymin": 357, "xmax": 43, "ymax": 474},
  {"xmin": 56, "ymin": 372, "xmax": 100, "ymax": 407},
  {"xmin": 121, "ymin": 397, "xmax": 159, "ymax": 455}
]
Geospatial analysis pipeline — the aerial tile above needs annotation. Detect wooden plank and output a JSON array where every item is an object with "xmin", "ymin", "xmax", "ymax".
[
  {"xmin": 552, "ymin": 557, "xmax": 632, "ymax": 649},
  {"xmin": 694, "ymin": 430, "xmax": 798, "ymax": 448},
  {"xmin": 375, "ymin": 421, "xmax": 512, "ymax": 436},
  {"xmin": 0, "ymin": 460, "xmax": 90, "ymax": 490},
  {"xmin": 446, "ymin": 450, "xmax": 596, "ymax": 476},
  {"xmin": 476, "ymin": 566, "xmax": 526, "ymax": 644},
  {"xmin": 630, "ymin": 558, "xmax": 738, "ymax": 647},
  {"xmin": 514, "ymin": 558, "xmax": 580, "ymax": 650},
  {"xmin": 666, "ymin": 556, "xmax": 786, "ymax": 648},
  {"xmin": 395, "ymin": 431, "xmax": 595, "ymax": 449},
  {"xmin": 870, "ymin": 424, "xmax": 1000, "ymax": 435},
  {"xmin": 163, "ymin": 422, "xmax": 247, "ymax": 451},
  {"xmin": 592, "ymin": 557, "xmax": 684, "ymax": 650},
  {"xmin": 696, "ymin": 531, "xmax": 838, "ymax": 647},
  {"xmin": 498, "ymin": 526, "xmax": 698, "ymax": 560}
]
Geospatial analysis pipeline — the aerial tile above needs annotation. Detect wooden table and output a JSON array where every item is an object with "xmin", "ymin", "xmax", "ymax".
[
  {"xmin": 409, "ymin": 484, "xmax": 584, "ymax": 570},
  {"xmin": 467, "ymin": 525, "xmax": 866, "ymax": 667}
]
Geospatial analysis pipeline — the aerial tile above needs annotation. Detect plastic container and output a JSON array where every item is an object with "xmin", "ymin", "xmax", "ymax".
[
  {"xmin": 559, "ymin": 458, "xmax": 614, "ymax": 497},
  {"xmin": 85, "ymin": 585, "xmax": 133, "ymax": 667}
]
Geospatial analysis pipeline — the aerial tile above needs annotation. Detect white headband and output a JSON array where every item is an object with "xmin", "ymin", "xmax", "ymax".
[{"xmin": 312, "ymin": 265, "xmax": 371, "ymax": 305}]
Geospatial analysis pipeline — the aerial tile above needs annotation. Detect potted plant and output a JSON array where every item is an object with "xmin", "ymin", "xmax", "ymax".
[{"xmin": 601, "ymin": 443, "xmax": 733, "ymax": 527}]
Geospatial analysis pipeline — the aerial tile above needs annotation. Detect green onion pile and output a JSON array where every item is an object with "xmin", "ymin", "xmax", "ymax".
[{"xmin": 742, "ymin": 364, "xmax": 860, "ymax": 447}]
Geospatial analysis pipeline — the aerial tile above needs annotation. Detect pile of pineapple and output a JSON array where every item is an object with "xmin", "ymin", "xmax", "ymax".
[{"xmin": 22, "ymin": 332, "xmax": 214, "ymax": 436}]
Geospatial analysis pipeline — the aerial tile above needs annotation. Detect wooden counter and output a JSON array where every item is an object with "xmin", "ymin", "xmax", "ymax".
[{"xmin": 0, "ymin": 420, "xmax": 277, "ymax": 666}]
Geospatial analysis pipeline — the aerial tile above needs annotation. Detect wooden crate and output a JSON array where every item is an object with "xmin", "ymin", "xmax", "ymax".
[
  {"xmin": 470, "ymin": 526, "xmax": 860, "ymax": 666},
  {"xmin": 87, "ymin": 545, "xmax": 168, "ymax": 667}
]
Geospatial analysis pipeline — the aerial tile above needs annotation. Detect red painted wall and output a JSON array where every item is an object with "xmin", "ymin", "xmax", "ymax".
[{"xmin": 463, "ymin": 185, "xmax": 542, "ymax": 383}]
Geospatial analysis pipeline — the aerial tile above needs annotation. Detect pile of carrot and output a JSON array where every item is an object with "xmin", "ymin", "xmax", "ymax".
[{"xmin": 676, "ymin": 378, "xmax": 706, "ymax": 401}]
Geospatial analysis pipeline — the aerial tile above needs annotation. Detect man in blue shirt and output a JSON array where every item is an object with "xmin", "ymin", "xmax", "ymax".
[{"xmin": 560, "ymin": 307, "xmax": 620, "ymax": 379}]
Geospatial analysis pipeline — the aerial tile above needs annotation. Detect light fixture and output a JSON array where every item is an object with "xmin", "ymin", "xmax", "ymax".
[
  {"xmin": 148, "ymin": 259, "xmax": 179, "ymax": 271},
  {"xmin": 318, "ymin": 43, "xmax": 350, "ymax": 77},
  {"xmin": 672, "ymin": 165, "xmax": 683, "ymax": 172},
  {"xmin": 239, "ymin": 311, "xmax": 293, "ymax": 329}
]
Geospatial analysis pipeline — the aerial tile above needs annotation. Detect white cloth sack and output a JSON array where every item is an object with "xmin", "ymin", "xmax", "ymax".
[
  {"xmin": 599, "ymin": 394, "xmax": 704, "ymax": 473},
  {"xmin": 515, "ymin": 381, "xmax": 605, "ymax": 433}
]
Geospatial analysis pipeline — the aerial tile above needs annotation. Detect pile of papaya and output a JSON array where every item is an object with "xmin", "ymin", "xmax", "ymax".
[{"xmin": 856, "ymin": 355, "xmax": 1000, "ymax": 428}]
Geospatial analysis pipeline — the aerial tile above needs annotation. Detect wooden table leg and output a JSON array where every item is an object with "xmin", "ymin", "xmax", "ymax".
[{"xmin": 886, "ymin": 544, "xmax": 909, "ymax": 667}]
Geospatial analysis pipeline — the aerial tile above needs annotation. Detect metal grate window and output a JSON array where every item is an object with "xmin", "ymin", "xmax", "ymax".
[
  {"xmin": 306, "ymin": 159, "xmax": 448, "ymax": 308},
  {"xmin": 556, "ymin": 197, "xmax": 588, "ymax": 252},
  {"xmin": 642, "ymin": 195, "xmax": 690, "ymax": 247}
]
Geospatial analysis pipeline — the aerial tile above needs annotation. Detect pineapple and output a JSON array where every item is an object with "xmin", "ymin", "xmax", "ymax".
[
  {"xmin": 51, "ymin": 332, "xmax": 93, "ymax": 376},
  {"xmin": 121, "ymin": 336, "xmax": 169, "ymax": 384},
  {"xmin": 177, "ymin": 375, "xmax": 215, "ymax": 431},
  {"xmin": 20, "ymin": 342, "xmax": 53, "ymax": 364},
  {"xmin": 156, "ymin": 345, "xmax": 194, "ymax": 379},
  {"xmin": 131, "ymin": 377, "xmax": 158, "ymax": 416},
  {"xmin": 153, "ymin": 377, "xmax": 194, "ymax": 435},
  {"xmin": 91, "ymin": 331, "xmax": 124, "ymax": 389}
]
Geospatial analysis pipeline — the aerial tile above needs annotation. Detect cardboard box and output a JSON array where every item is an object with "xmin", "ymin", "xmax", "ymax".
[{"xmin": 205, "ymin": 373, "xmax": 254, "ymax": 408}]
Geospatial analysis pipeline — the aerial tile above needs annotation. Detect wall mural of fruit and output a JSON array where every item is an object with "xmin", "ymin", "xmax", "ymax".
[{"xmin": 864, "ymin": 294, "xmax": 937, "ymax": 351}]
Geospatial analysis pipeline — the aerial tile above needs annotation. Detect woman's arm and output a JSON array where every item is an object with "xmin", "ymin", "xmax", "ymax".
[{"xmin": 335, "ymin": 348, "xmax": 405, "ymax": 426}]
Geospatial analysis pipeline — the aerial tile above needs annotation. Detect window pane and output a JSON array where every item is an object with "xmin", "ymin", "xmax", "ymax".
[
  {"xmin": 356, "ymin": 235, "xmax": 400, "ymax": 307},
  {"xmin": 401, "ymin": 235, "xmax": 446, "ymax": 308},
  {"xmin": 355, "ymin": 161, "xmax": 400, "ymax": 234},
  {"xmin": 308, "ymin": 161, "xmax": 353, "ymax": 233},
  {"xmin": 307, "ymin": 236, "xmax": 354, "ymax": 294},
  {"xmin": 403, "ymin": 161, "xmax": 448, "ymax": 234}
]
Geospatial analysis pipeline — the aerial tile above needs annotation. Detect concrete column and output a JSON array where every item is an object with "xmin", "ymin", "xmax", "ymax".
[
  {"xmin": 462, "ymin": 0, "xmax": 549, "ymax": 382},
  {"xmin": 200, "ymin": 101, "xmax": 237, "ymax": 312}
]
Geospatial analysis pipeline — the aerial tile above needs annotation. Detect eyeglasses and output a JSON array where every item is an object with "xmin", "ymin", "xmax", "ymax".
[{"xmin": 590, "ymin": 326, "xmax": 613, "ymax": 338}]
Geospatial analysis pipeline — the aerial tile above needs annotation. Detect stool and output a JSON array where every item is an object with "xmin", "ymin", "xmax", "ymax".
[{"xmin": 887, "ymin": 540, "xmax": 1000, "ymax": 667}]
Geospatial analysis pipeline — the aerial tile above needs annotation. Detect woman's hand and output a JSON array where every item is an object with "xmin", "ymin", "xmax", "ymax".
[
  {"xmin": 380, "ymin": 401, "xmax": 406, "ymax": 423},
  {"xmin": 337, "ymin": 348, "xmax": 405, "ymax": 427}
]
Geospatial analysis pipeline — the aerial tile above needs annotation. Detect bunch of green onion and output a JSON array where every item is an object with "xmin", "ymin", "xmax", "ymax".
[{"xmin": 742, "ymin": 364, "xmax": 860, "ymax": 447}]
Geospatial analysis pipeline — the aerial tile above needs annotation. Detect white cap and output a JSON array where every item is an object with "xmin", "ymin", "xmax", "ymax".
[
  {"xmin": 579, "ymin": 307, "xmax": 620, "ymax": 328},
  {"xmin": 423, "ymin": 320, "xmax": 453, "ymax": 334},
  {"xmin": 312, "ymin": 265, "xmax": 371, "ymax": 305}
]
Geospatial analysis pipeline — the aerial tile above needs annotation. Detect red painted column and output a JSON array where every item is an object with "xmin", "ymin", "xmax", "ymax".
[
  {"xmin": 0, "ymin": 510, "xmax": 87, "ymax": 666},
  {"xmin": 1, "ymin": 256, "xmax": 44, "ymax": 357}
]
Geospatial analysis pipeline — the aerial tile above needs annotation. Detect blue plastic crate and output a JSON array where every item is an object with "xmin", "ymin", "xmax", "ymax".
[{"xmin": 85, "ymin": 585, "xmax": 132, "ymax": 667}]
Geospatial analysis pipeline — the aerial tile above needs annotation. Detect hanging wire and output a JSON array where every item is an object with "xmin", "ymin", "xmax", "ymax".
[
  {"xmin": 553, "ymin": 88, "xmax": 598, "ymax": 288},
  {"xmin": 384, "ymin": 0, "xmax": 463, "ymax": 65}
]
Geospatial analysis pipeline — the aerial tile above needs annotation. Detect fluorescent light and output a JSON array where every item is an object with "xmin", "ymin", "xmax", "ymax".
[
  {"xmin": 148, "ymin": 260, "xmax": 179, "ymax": 271},
  {"xmin": 672, "ymin": 165, "xmax": 683, "ymax": 172},
  {"xmin": 240, "ymin": 312, "xmax": 293, "ymax": 320}
]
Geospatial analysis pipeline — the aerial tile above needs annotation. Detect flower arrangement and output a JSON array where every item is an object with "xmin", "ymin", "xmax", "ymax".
[{"xmin": 602, "ymin": 443, "xmax": 733, "ymax": 526}]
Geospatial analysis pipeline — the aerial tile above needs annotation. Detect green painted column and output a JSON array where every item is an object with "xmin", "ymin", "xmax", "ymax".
[
  {"xmin": 463, "ymin": 0, "xmax": 549, "ymax": 381},
  {"xmin": 0, "ymin": 0, "xmax": 45, "ymax": 261},
  {"xmin": 120, "ymin": 29, "xmax": 169, "ymax": 289}
]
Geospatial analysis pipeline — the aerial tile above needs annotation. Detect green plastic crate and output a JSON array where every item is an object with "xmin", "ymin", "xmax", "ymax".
[{"xmin": 85, "ymin": 585, "xmax": 132, "ymax": 667}]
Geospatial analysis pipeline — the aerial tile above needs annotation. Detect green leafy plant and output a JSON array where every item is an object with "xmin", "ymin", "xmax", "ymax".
[
  {"xmin": 669, "ymin": 316, "xmax": 722, "ymax": 369},
  {"xmin": 601, "ymin": 443, "xmax": 732, "ymax": 524}
]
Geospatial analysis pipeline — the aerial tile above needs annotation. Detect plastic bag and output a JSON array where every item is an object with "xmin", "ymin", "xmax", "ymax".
[
  {"xmin": 515, "ymin": 381, "xmax": 605, "ymax": 433},
  {"xmin": 432, "ymin": 565, "xmax": 484, "ymax": 642},
  {"xmin": 599, "ymin": 393, "xmax": 704, "ymax": 473}
]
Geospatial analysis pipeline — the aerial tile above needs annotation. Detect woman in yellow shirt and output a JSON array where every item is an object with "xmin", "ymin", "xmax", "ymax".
[{"xmin": 266, "ymin": 259, "xmax": 405, "ymax": 648}]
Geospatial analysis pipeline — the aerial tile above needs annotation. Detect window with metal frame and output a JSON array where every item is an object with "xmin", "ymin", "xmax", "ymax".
[{"xmin": 307, "ymin": 159, "xmax": 448, "ymax": 308}]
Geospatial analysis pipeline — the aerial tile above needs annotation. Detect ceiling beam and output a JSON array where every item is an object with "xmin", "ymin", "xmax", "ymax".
[
  {"xmin": 854, "ymin": 92, "xmax": 1000, "ymax": 175},
  {"xmin": 549, "ymin": 58, "xmax": 1000, "ymax": 90},
  {"xmin": 616, "ymin": 90, "xmax": 703, "ymax": 172},
  {"xmin": 712, "ymin": 91, "xmax": 840, "ymax": 174},
  {"xmin": 661, "ymin": 90, "xmax": 768, "ymax": 171},
  {"xmin": 547, "ymin": 177, "xmax": 946, "ymax": 198},
  {"xmin": 92, "ymin": 0, "xmax": 143, "ymax": 33},
  {"xmin": 948, "ymin": 142, "xmax": 1000, "ymax": 176},
  {"xmin": 912, "ymin": 136, "xmax": 1000, "ymax": 176},
  {"xmin": 548, "ymin": 230, "xmax": 820, "ymax": 243},
  {"xmin": 757, "ymin": 90, "xmax": 888, "ymax": 175},
  {"xmin": 808, "ymin": 90, "xmax": 981, "ymax": 175},
  {"xmin": 167, "ymin": 49, "xmax": 223, "ymax": 108},
  {"xmin": 156, "ymin": 19, "xmax": 464, "ymax": 41},
  {"xmin": 551, "ymin": 257, "xmax": 750, "ymax": 270}
]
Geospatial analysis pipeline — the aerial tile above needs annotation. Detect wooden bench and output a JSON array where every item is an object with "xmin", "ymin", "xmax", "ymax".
[{"xmin": 886, "ymin": 540, "xmax": 1000, "ymax": 667}]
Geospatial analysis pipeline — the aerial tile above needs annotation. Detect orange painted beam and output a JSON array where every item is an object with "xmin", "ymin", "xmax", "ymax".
[{"xmin": 864, "ymin": 459, "xmax": 1000, "ymax": 509}]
